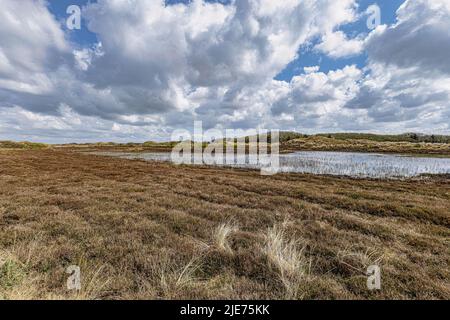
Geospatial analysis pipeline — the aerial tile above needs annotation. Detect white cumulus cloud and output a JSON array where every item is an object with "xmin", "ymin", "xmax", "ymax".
[{"xmin": 0, "ymin": 0, "xmax": 449, "ymax": 142}]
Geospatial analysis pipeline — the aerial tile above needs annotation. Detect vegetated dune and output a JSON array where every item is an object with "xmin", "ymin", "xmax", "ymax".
[
  {"xmin": 281, "ymin": 136, "xmax": 450, "ymax": 155},
  {"xmin": 317, "ymin": 132, "xmax": 450, "ymax": 144},
  {"xmin": 0, "ymin": 141, "xmax": 49, "ymax": 150},
  {"xmin": 48, "ymin": 132, "xmax": 450, "ymax": 156},
  {"xmin": 0, "ymin": 149, "xmax": 448, "ymax": 299}
]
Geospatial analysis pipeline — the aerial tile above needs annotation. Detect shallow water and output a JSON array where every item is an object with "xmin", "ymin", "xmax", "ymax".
[{"xmin": 92, "ymin": 151, "xmax": 450, "ymax": 179}]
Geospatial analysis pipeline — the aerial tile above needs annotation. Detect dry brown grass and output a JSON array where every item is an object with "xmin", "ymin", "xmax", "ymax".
[
  {"xmin": 213, "ymin": 222, "xmax": 239, "ymax": 254},
  {"xmin": 263, "ymin": 224, "xmax": 311, "ymax": 299},
  {"xmin": 0, "ymin": 149, "xmax": 449, "ymax": 300}
]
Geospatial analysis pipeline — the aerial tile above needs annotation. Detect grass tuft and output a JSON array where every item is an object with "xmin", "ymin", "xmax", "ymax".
[
  {"xmin": 148, "ymin": 254, "xmax": 204, "ymax": 299},
  {"xmin": 68, "ymin": 257, "xmax": 111, "ymax": 300},
  {"xmin": 213, "ymin": 222, "xmax": 239, "ymax": 254},
  {"xmin": 336, "ymin": 246, "xmax": 385, "ymax": 274},
  {"xmin": 263, "ymin": 224, "xmax": 311, "ymax": 299}
]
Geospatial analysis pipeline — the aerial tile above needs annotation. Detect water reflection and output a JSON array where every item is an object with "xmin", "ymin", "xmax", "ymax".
[{"xmin": 91, "ymin": 151, "xmax": 450, "ymax": 179}]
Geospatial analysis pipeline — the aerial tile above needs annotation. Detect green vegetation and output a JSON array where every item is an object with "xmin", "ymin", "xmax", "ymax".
[
  {"xmin": 0, "ymin": 141, "xmax": 49, "ymax": 150},
  {"xmin": 217, "ymin": 132, "xmax": 450, "ymax": 156},
  {"xmin": 317, "ymin": 133, "xmax": 450, "ymax": 144},
  {"xmin": 3, "ymin": 132, "xmax": 450, "ymax": 156},
  {"xmin": 0, "ymin": 257, "xmax": 26, "ymax": 290},
  {"xmin": 236, "ymin": 131, "xmax": 307, "ymax": 143},
  {"xmin": 226, "ymin": 131, "xmax": 450, "ymax": 145},
  {"xmin": 281, "ymin": 135, "xmax": 450, "ymax": 156}
]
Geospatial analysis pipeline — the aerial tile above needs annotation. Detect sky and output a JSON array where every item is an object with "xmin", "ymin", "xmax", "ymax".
[{"xmin": 0, "ymin": 0, "xmax": 449, "ymax": 143}]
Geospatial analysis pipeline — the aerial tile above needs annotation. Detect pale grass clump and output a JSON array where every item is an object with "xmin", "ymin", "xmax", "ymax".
[
  {"xmin": 149, "ymin": 255, "xmax": 204, "ymax": 299},
  {"xmin": 263, "ymin": 225, "xmax": 310, "ymax": 299},
  {"xmin": 213, "ymin": 222, "xmax": 239, "ymax": 254},
  {"xmin": 68, "ymin": 257, "xmax": 111, "ymax": 300},
  {"xmin": 337, "ymin": 246, "xmax": 385, "ymax": 274}
]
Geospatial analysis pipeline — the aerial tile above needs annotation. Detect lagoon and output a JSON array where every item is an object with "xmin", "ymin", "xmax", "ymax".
[{"xmin": 92, "ymin": 151, "xmax": 450, "ymax": 179}]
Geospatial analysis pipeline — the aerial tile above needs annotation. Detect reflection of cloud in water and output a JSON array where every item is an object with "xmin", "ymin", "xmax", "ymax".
[{"xmin": 91, "ymin": 151, "xmax": 450, "ymax": 179}]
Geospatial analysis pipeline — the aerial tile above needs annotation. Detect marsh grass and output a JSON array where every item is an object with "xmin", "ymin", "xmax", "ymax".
[
  {"xmin": 213, "ymin": 222, "xmax": 239, "ymax": 254},
  {"xmin": 144, "ymin": 253, "xmax": 205, "ymax": 299},
  {"xmin": 161, "ymin": 257, "xmax": 202, "ymax": 292},
  {"xmin": 67, "ymin": 257, "xmax": 111, "ymax": 300},
  {"xmin": 263, "ymin": 224, "xmax": 311, "ymax": 299},
  {"xmin": 0, "ymin": 149, "xmax": 448, "ymax": 299},
  {"xmin": 336, "ymin": 246, "xmax": 385, "ymax": 275}
]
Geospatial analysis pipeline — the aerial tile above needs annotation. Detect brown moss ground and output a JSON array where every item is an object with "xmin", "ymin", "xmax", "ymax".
[{"xmin": 0, "ymin": 149, "xmax": 449, "ymax": 299}]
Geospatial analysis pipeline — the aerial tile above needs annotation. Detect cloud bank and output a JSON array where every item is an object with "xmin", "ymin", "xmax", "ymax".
[{"xmin": 0, "ymin": 0, "xmax": 449, "ymax": 142}]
